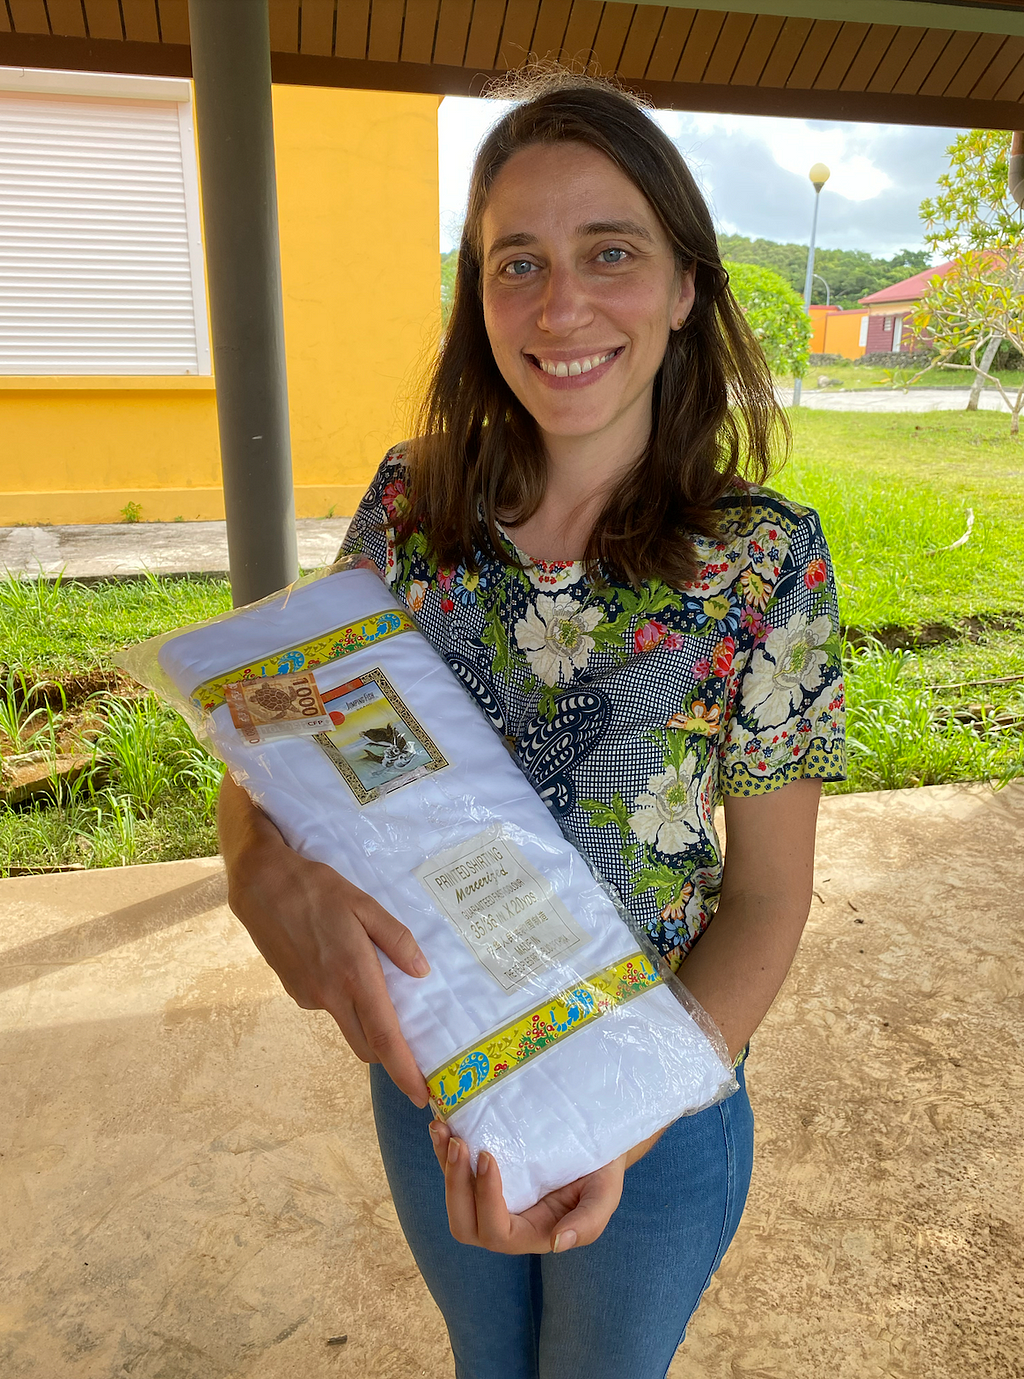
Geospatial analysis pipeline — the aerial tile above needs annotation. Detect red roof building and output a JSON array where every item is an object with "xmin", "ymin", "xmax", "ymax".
[{"xmin": 857, "ymin": 261, "xmax": 956, "ymax": 354}]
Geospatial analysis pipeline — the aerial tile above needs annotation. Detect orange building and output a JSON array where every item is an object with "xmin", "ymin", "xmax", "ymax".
[
  {"xmin": 807, "ymin": 260, "xmax": 957, "ymax": 360},
  {"xmin": 809, "ymin": 305, "xmax": 869, "ymax": 360}
]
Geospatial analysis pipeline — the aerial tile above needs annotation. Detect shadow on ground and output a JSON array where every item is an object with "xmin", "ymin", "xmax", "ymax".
[{"xmin": 1, "ymin": 782, "xmax": 1021, "ymax": 1378}]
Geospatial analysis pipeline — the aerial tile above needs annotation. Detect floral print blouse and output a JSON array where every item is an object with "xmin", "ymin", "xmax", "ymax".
[{"xmin": 342, "ymin": 446, "xmax": 846, "ymax": 974}]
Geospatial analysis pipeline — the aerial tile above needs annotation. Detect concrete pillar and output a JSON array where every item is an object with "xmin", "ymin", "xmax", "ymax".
[{"xmin": 187, "ymin": 0, "xmax": 298, "ymax": 606}]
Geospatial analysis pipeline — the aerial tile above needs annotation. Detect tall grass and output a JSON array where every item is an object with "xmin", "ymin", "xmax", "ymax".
[
  {"xmin": 838, "ymin": 640, "xmax": 1022, "ymax": 794},
  {"xmin": 1, "ymin": 691, "xmax": 223, "ymax": 874}
]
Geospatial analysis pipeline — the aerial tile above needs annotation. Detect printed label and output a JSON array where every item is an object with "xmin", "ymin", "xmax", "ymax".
[
  {"xmin": 313, "ymin": 667, "xmax": 447, "ymax": 805},
  {"xmin": 415, "ymin": 829, "xmax": 592, "ymax": 994},
  {"xmin": 224, "ymin": 670, "xmax": 332, "ymax": 744}
]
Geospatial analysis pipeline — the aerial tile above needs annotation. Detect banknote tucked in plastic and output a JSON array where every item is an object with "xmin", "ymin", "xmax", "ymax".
[{"xmin": 223, "ymin": 668, "xmax": 332, "ymax": 744}]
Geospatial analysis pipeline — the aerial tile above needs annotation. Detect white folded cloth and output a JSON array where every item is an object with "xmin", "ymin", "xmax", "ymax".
[{"xmin": 133, "ymin": 566, "xmax": 736, "ymax": 1213}]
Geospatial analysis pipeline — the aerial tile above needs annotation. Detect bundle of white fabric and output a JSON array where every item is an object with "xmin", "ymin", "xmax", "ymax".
[{"xmin": 122, "ymin": 565, "xmax": 736, "ymax": 1213}]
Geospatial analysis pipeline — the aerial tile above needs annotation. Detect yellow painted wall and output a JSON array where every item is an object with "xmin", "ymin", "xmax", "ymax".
[{"xmin": 0, "ymin": 85, "xmax": 440, "ymax": 526}]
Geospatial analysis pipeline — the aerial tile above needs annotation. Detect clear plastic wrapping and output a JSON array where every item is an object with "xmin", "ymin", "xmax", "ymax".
[{"xmin": 117, "ymin": 561, "xmax": 737, "ymax": 1213}]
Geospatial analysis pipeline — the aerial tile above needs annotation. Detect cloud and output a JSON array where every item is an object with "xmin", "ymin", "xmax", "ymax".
[
  {"xmin": 664, "ymin": 114, "xmax": 961, "ymax": 258},
  {"xmin": 437, "ymin": 98, "xmax": 963, "ymax": 259}
]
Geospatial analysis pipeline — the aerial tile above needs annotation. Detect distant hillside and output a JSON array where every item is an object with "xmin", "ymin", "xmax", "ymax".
[{"xmin": 717, "ymin": 235, "xmax": 930, "ymax": 310}]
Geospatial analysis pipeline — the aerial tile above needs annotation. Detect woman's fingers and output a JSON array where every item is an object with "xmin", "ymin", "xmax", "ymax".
[
  {"xmin": 355, "ymin": 889, "xmax": 431, "ymax": 980},
  {"xmin": 471, "ymin": 1151, "xmax": 526, "ymax": 1252},
  {"xmin": 440, "ymin": 1139, "xmax": 556, "ymax": 1255},
  {"xmin": 330, "ymin": 953, "xmax": 430, "ymax": 1107},
  {"xmin": 540, "ymin": 1160, "xmax": 627, "ymax": 1252},
  {"xmin": 442, "ymin": 1137, "xmax": 484, "ymax": 1245},
  {"xmin": 435, "ymin": 1137, "xmax": 628, "ymax": 1255},
  {"xmin": 226, "ymin": 829, "xmax": 430, "ymax": 1105},
  {"xmin": 428, "ymin": 1119, "xmax": 450, "ymax": 1172}
]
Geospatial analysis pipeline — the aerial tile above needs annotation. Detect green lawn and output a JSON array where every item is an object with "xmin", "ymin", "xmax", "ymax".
[
  {"xmin": 780, "ymin": 410, "xmax": 1024, "ymax": 631},
  {"xmin": 1, "ymin": 411, "xmax": 1022, "ymax": 873},
  {"xmin": 776, "ymin": 410, "xmax": 1023, "ymax": 794},
  {"xmin": 4, "ymin": 571, "xmax": 231, "ymax": 682}
]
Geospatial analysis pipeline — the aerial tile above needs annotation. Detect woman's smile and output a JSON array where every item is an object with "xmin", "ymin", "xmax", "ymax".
[{"xmin": 525, "ymin": 345, "xmax": 624, "ymax": 385}]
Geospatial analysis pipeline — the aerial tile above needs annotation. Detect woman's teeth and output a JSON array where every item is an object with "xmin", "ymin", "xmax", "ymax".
[{"xmin": 534, "ymin": 350, "xmax": 618, "ymax": 378}]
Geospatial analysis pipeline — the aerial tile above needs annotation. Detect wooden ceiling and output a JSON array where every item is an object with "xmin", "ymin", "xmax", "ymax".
[{"xmin": 1, "ymin": 1, "xmax": 1024, "ymax": 129}]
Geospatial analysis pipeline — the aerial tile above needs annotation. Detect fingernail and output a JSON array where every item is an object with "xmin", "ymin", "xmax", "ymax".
[
  {"xmin": 478, "ymin": 1152, "xmax": 489, "ymax": 1176},
  {"xmin": 428, "ymin": 1122, "xmax": 440, "ymax": 1142},
  {"xmin": 447, "ymin": 1138, "xmax": 459, "ymax": 1166},
  {"xmin": 553, "ymin": 1230, "xmax": 577, "ymax": 1253},
  {"xmin": 413, "ymin": 955, "xmax": 431, "ymax": 977}
]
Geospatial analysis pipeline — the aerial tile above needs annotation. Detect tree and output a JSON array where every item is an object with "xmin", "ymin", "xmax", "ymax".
[
  {"xmin": 913, "ymin": 129, "xmax": 1024, "ymax": 428},
  {"xmin": 440, "ymin": 249, "xmax": 458, "ymax": 326},
  {"xmin": 724, "ymin": 260, "xmax": 811, "ymax": 378},
  {"xmin": 717, "ymin": 234, "xmax": 929, "ymax": 309}
]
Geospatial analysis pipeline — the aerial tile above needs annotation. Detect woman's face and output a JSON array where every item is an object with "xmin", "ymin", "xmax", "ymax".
[{"xmin": 479, "ymin": 140, "xmax": 694, "ymax": 456}]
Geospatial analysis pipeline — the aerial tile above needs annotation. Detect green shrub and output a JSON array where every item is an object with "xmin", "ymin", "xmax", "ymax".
[{"xmin": 724, "ymin": 260, "xmax": 811, "ymax": 377}]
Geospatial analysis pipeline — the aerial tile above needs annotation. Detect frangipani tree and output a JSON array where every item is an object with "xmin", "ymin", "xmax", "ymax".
[
  {"xmin": 913, "ymin": 129, "xmax": 1024, "ymax": 429},
  {"xmin": 913, "ymin": 250, "xmax": 1024, "ymax": 433}
]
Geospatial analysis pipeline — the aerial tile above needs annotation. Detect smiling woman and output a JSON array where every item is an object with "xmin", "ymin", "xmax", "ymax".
[
  {"xmin": 413, "ymin": 75, "xmax": 784, "ymax": 589},
  {"xmin": 218, "ymin": 68, "xmax": 847, "ymax": 1379}
]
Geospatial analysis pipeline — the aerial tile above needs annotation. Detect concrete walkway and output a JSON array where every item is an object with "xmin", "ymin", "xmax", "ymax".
[
  {"xmin": 0, "ymin": 517, "xmax": 353, "ymax": 581},
  {"xmin": 1, "ymin": 780, "xmax": 1021, "ymax": 1378}
]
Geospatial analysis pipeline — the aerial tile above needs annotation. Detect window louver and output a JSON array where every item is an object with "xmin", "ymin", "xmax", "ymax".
[{"xmin": 0, "ymin": 89, "xmax": 208, "ymax": 375}]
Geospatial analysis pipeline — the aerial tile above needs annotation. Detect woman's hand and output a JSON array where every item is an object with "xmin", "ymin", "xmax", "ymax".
[
  {"xmin": 218, "ymin": 774, "xmax": 432, "ymax": 1108},
  {"xmin": 426, "ymin": 1118, "xmax": 666, "ymax": 1254}
]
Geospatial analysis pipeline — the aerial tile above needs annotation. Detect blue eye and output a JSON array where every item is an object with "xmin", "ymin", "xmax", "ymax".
[
  {"xmin": 505, "ymin": 260, "xmax": 534, "ymax": 276},
  {"xmin": 599, "ymin": 248, "xmax": 628, "ymax": 264}
]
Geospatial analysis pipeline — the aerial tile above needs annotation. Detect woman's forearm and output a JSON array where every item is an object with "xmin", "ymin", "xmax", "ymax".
[
  {"xmin": 677, "ymin": 778, "xmax": 821, "ymax": 1063},
  {"xmin": 676, "ymin": 892, "xmax": 811, "ymax": 1064},
  {"xmin": 217, "ymin": 773, "xmax": 286, "ymax": 878},
  {"xmin": 625, "ymin": 886, "xmax": 812, "ymax": 1170}
]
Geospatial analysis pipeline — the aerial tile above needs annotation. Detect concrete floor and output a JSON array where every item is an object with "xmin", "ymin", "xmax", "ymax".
[{"xmin": 1, "ymin": 780, "xmax": 1022, "ymax": 1378}]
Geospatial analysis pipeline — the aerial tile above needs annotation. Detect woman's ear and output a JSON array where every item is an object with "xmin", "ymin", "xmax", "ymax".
[{"xmin": 671, "ymin": 267, "xmax": 696, "ymax": 330}]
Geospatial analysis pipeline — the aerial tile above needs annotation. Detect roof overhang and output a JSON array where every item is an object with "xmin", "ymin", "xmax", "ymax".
[{"xmin": 1, "ymin": 1, "xmax": 1023, "ymax": 130}]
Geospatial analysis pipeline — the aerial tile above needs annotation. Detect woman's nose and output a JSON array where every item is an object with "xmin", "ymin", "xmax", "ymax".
[{"xmin": 536, "ymin": 265, "xmax": 594, "ymax": 335}]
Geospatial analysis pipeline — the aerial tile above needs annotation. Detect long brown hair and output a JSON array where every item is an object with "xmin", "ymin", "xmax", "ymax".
[{"xmin": 409, "ymin": 72, "xmax": 788, "ymax": 587}]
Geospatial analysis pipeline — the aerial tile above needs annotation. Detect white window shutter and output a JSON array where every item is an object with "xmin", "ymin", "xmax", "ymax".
[{"xmin": 0, "ymin": 81, "xmax": 210, "ymax": 375}]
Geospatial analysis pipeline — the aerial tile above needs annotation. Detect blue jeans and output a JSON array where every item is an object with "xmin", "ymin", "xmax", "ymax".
[{"xmin": 369, "ymin": 1053, "xmax": 754, "ymax": 1379}]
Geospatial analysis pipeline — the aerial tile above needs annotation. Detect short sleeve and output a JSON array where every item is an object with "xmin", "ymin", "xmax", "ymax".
[
  {"xmin": 338, "ymin": 445, "xmax": 412, "ymax": 578},
  {"xmin": 718, "ymin": 505, "xmax": 846, "ymax": 796}
]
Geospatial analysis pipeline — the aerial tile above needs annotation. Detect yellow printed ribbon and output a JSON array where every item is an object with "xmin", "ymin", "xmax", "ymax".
[
  {"xmin": 426, "ymin": 952, "xmax": 661, "ymax": 1121},
  {"xmin": 190, "ymin": 609, "xmax": 417, "ymax": 712}
]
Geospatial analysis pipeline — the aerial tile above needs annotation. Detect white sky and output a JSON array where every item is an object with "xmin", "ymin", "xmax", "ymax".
[{"xmin": 438, "ymin": 96, "xmax": 960, "ymax": 260}]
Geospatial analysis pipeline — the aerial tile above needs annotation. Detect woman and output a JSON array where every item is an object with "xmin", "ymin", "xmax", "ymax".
[{"xmin": 219, "ymin": 75, "xmax": 845, "ymax": 1379}]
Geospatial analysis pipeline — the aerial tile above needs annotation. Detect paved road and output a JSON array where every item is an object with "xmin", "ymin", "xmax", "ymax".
[{"xmin": 781, "ymin": 384, "xmax": 1014, "ymax": 411}]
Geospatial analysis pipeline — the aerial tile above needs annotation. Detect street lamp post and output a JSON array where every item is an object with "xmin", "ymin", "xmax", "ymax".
[
  {"xmin": 813, "ymin": 273, "xmax": 831, "ymax": 306},
  {"xmin": 792, "ymin": 162, "xmax": 830, "ymax": 407}
]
